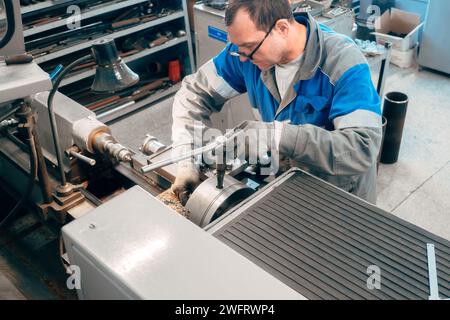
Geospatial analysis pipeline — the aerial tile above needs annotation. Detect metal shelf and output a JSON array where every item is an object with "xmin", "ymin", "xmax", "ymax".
[
  {"xmin": 23, "ymin": 0, "xmax": 151, "ymax": 37},
  {"xmin": 97, "ymin": 82, "xmax": 181, "ymax": 123},
  {"xmin": 21, "ymin": 0, "xmax": 76, "ymax": 15},
  {"xmin": 34, "ymin": 11, "xmax": 185, "ymax": 64},
  {"xmin": 23, "ymin": 0, "xmax": 195, "ymax": 124},
  {"xmin": 60, "ymin": 36, "xmax": 188, "ymax": 87}
]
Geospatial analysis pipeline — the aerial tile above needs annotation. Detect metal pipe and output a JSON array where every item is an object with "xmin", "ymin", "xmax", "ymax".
[
  {"xmin": 140, "ymin": 129, "xmax": 242, "ymax": 174},
  {"xmin": 140, "ymin": 142, "xmax": 217, "ymax": 173},
  {"xmin": 380, "ymin": 92, "xmax": 409, "ymax": 164}
]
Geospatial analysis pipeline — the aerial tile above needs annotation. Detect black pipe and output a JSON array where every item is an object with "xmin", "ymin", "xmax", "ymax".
[{"xmin": 380, "ymin": 92, "xmax": 409, "ymax": 164}]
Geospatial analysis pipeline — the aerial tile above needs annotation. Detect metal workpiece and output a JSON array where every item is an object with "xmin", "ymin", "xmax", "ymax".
[
  {"xmin": 107, "ymin": 142, "xmax": 132, "ymax": 163},
  {"xmin": 139, "ymin": 134, "xmax": 166, "ymax": 156},
  {"xmin": 185, "ymin": 175, "xmax": 254, "ymax": 228},
  {"xmin": 93, "ymin": 131, "xmax": 132, "ymax": 163}
]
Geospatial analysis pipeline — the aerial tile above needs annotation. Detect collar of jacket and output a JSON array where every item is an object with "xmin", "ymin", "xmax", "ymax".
[{"xmin": 260, "ymin": 13, "xmax": 324, "ymax": 116}]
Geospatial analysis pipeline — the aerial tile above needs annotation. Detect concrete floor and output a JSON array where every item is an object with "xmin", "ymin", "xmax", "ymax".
[{"xmin": 376, "ymin": 65, "xmax": 450, "ymax": 242}]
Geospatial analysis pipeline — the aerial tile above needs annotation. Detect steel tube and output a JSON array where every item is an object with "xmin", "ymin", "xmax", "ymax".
[{"xmin": 380, "ymin": 92, "xmax": 409, "ymax": 164}]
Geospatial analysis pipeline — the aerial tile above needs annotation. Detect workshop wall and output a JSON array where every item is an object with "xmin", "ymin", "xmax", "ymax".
[{"xmin": 395, "ymin": 0, "xmax": 428, "ymax": 21}]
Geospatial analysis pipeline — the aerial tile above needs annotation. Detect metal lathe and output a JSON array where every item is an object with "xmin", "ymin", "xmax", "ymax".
[{"xmin": 0, "ymin": 1, "xmax": 449, "ymax": 300}]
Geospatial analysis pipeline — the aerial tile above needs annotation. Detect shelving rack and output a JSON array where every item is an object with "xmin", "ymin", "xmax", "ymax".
[{"xmin": 21, "ymin": 0, "xmax": 195, "ymax": 123}]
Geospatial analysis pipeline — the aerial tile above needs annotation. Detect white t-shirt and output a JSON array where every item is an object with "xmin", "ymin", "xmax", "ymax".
[{"xmin": 275, "ymin": 53, "xmax": 304, "ymax": 100}]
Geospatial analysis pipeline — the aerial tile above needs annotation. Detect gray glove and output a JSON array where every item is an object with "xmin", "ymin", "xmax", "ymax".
[
  {"xmin": 171, "ymin": 159, "xmax": 201, "ymax": 206},
  {"xmin": 234, "ymin": 120, "xmax": 283, "ymax": 175}
]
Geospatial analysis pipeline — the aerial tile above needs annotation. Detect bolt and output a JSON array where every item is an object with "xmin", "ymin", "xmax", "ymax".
[{"xmin": 89, "ymin": 223, "xmax": 96, "ymax": 229}]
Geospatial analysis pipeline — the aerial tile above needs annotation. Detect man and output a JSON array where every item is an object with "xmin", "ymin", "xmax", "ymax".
[{"xmin": 171, "ymin": 0, "xmax": 382, "ymax": 205}]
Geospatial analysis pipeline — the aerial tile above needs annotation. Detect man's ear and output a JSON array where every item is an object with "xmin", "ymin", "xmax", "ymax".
[{"xmin": 275, "ymin": 19, "xmax": 290, "ymax": 38}]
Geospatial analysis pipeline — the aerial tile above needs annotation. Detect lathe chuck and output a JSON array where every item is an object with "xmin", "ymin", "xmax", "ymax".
[{"xmin": 185, "ymin": 176, "xmax": 254, "ymax": 227}]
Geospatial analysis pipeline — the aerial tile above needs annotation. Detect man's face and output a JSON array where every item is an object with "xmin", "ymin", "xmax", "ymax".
[{"xmin": 227, "ymin": 9, "xmax": 286, "ymax": 70}]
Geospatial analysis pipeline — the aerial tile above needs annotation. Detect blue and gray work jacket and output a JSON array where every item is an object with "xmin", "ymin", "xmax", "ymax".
[{"xmin": 172, "ymin": 13, "xmax": 383, "ymax": 203}]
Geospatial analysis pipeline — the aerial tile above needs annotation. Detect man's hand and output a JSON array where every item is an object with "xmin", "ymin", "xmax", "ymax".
[
  {"xmin": 234, "ymin": 120, "xmax": 283, "ymax": 173},
  {"xmin": 171, "ymin": 160, "xmax": 201, "ymax": 206},
  {"xmin": 170, "ymin": 144, "xmax": 202, "ymax": 206}
]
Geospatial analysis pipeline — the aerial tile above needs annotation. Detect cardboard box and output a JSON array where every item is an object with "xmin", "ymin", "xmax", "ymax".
[{"xmin": 372, "ymin": 8, "xmax": 423, "ymax": 52}]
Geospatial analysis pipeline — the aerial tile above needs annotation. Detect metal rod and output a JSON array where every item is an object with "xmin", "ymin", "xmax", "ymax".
[
  {"xmin": 47, "ymin": 54, "xmax": 92, "ymax": 187},
  {"xmin": 32, "ymin": 123, "xmax": 53, "ymax": 204},
  {"xmin": 69, "ymin": 150, "xmax": 96, "ymax": 166},
  {"xmin": 140, "ymin": 129, "xmax": 242, "ymax": 174},
  {"xmin": 141, "ymin": 142, "xmax": 217, "ymax": 173}
]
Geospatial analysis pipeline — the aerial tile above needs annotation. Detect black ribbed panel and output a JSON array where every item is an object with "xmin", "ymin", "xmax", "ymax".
[{"xmin": 213, "ymin": 171, "xmax": 450, "ymax": 300}]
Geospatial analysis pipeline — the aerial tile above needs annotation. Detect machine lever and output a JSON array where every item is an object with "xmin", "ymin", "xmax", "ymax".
[{"xmin": 66, "ymin": 147, "xmax": 96, "ymax": 166}]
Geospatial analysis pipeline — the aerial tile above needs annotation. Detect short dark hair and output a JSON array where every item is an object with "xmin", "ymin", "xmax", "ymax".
[{"xmin": 225, "ymin": 0, "xmax": 294, "ymax": 31}]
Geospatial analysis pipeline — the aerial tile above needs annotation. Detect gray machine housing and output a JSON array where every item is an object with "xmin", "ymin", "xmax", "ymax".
[
  {"xmin": 63, "ymin": 168, "xmax": 450, "ymax": 300},
  {"xmin": 62, "ymin": 185, "xmax": 304, "ymax": 300}
]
